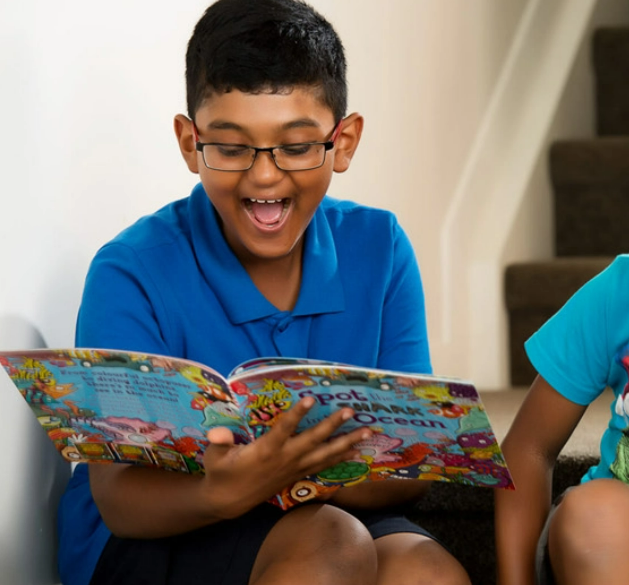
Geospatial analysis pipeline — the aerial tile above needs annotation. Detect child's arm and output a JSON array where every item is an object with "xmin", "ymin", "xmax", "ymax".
[
  {"xmin": 89, "ymin": 398, "xmax": 370, "ymax": 538},
  {"xmin": 494, "ymin": 375, "xmax": 587, "ymax": 585},
  {"xmin": 325, "ymin": 479, "xmax": 432, "ymax": 509}
]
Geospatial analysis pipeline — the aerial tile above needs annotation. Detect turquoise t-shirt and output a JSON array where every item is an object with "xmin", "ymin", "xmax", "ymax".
[
  {"xmin": 57, "ymin": 183, "xmax": 432, "ymax": 585},
  {"xmin": 525, "ymin": 254, "xmax": 629, "ymax": 484}
]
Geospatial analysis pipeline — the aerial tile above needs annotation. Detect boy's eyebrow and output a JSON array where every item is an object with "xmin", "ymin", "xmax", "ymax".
[
  {"xmin": 206, "ymin": 121, "xmax": 245, "ymax": 131},
  {"xmin": 205, "ymin": 118, "xmax": 322, "ymax": 132},
  {"xmin": 281, "ymin": 119, "xmax": 321, "ymax": 130}
]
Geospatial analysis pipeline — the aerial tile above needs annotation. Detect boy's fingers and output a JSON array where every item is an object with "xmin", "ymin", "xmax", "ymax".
[
  {"xmin": 292, "ymin": 406, "xmax": 356, "ymax": 446},
  {"xmin": 263, "ymin": 396, "xmax": 316, "ymax": 441},
  {"xmin": 263, "ymin": 399, "xmax": 355, "ymax": 452},
  {"xmin": 257, "ymin": 398, "xmax": 370, "ymax": 465},
  {"xmin": 206, "ymin": 426, "xmax": 236, "ymax": 446},
  {"xmin": 299, "ymin": 427, "xmax": 370, "ymax": 471},
  {"xmin": 203, "ymin": 427, "xmax": 237, "ymax": 469}
]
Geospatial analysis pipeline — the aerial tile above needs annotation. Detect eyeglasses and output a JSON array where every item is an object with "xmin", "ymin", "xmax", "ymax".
[{"xmin": 192, "ymin": 120, "xmax": 343, "ymax": 172}]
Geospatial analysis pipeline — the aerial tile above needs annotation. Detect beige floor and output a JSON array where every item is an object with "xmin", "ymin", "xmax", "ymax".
[{"xmin": 480, "ymin": 387, "xmax": 613, "ymax": 457}]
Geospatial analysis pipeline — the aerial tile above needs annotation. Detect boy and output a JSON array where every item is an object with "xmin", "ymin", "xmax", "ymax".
[
  {"xmin": 58, "ymin": 1, "xmax": 471, "ymax": 584},
  {"xmin": 495, "ymin": 255, "xmax": 629, "ymax": 584}
]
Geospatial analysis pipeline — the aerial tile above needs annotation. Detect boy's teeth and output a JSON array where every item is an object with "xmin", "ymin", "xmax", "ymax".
[{"xmin": 247, "ymin": 198, "xmax": 287, "ymax": 225}]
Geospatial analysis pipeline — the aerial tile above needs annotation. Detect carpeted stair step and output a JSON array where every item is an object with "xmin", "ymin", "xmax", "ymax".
[
  {"xmin": 550, "ymin": 137, "xmax": 629, "ymax": 256},
  {"xmin": 505, "ymin": 257, "xmax": 613, "ymax": 386},
  {"xmin": 594, "ymin": 27, "xmax": 629, "ymax": 135}
]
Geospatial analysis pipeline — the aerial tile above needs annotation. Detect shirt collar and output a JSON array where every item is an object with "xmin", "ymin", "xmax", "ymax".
[{"xmin": 189, "ymin": 183, "xmax": 345, "ymax": 324}]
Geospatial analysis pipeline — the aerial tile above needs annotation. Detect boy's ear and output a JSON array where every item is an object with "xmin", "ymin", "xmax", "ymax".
[
  {"xmin": 174, "ymin": 114, "xmax": 200, "ymax": 174},
  {"xmin": 333, "ymin": 112, "xmax": 364, "ymax": 173}
]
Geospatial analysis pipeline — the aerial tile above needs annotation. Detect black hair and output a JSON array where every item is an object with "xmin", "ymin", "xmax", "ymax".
[{"xmin": 185, "ymin": 0, "xmax": 347, "ymax": 121}]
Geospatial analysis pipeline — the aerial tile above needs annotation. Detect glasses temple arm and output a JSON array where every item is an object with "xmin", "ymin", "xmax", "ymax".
[{"xmin": 330, "ymin": 119, "xmax": 344, "ymax": 143}]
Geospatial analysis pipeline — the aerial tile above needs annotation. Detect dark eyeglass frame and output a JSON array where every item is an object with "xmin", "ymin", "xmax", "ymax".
[{"xmin": 191, "ymin": 119, "xmax": 343, "ymax": 172}]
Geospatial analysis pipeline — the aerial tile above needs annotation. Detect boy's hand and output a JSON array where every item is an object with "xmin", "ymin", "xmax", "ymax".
[{"xmin": 200, "ymin": 397, "xmax": 370, "ymax": 519}]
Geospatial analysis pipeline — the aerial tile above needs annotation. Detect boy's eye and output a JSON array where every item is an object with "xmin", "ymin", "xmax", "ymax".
[
  {"xmin": 216, "ymin": 145, "xmax": 250, "ymax": 157},
  {"xmin": 278, "ymin": 144, "xmax": 314, "ymax": 157}
]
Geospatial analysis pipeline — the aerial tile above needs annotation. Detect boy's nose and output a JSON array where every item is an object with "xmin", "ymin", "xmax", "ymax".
[{"xmin": 248, "ymin": 150, "xmax": 283, "ymax": 181}]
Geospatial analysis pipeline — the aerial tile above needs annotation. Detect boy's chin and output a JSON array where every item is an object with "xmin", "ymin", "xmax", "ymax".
[{"xmin": 243, "ymin": 241, "xmax": 303, "ymax": 263}]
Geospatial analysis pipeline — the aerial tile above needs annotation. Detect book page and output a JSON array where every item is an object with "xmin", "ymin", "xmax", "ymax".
[
  {"xmin": 229, "ymin": 364, "xmax": 514, "ymax": 508},
  {"xmin": 0, "ymin": 349, "xmax": 248, "ymax": 471},
  {"xmin": 229, "ymin": 356, "xmax": 341, "ymax": 377}
]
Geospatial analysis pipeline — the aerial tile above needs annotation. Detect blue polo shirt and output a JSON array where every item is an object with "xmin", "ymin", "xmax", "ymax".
[{"xmin": 58, "ymin": 182, "xmax": 431, "ymax": 585}]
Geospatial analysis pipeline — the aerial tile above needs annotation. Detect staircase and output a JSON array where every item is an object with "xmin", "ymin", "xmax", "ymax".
[
  {"xmin": 506, "ymin": 27, "xmax": 629, "ymax": 387},
  {"xmin": 404, "ymin": 25, "xmax": 629, "ymax": 585}
]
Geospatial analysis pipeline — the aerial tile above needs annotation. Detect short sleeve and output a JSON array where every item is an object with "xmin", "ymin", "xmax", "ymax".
[
  {"xmin": 75, "ymin": 243, "xmax": 172, "ymax": 356},
  {"xmin": 525, "ymin": 256, "xmax": 629, "ymax": 405}
]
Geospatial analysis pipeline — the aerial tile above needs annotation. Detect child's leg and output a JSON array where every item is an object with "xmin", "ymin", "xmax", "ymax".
[
  {"xmin": 250, "ymin": 503, "xmax": 378, "ymax": 585},
  {"xmin": 548, "ymin": 478, "xmax": 629, "ymax": 585},
  {"xmin": 374, "ymin": 533, "xmax": 471, "ymax": 585}
]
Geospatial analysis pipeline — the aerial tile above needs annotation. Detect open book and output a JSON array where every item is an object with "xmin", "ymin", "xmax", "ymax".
[{"xmin": 0, "ymin": 349, "xmax": 514, "ymax": 509}]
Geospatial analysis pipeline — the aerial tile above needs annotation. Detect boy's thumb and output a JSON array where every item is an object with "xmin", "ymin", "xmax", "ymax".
[{"xmin": 206, "ymin": 426, "xmax": 235, "ymax": 447}]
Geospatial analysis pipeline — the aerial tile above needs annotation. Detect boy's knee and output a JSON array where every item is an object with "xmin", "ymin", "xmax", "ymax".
[
  {"xmin": 254, "ymin": 504, "xmax": 377, "ymax": 583},
  {"xmin": 296, "ymin": 504, "xmax": 375, "ymax": 556},
  {"xmin": 407, "ymin": 558, "xmax": 470, "ymax": 585},
  {"xmin": 376, "ymin": 534, "xmax": 470, "ymax": 585},
  {"xmin": 409, "ymin": 545, "xmax": 471, "ymax": 585}
]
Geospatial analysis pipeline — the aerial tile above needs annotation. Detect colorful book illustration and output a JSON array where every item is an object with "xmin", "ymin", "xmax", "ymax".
[{"xmin": 0, "ymin": 349, "xmax": 514, "ymax": 509}]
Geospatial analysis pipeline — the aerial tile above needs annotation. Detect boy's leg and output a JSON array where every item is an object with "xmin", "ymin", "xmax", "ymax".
[
  {"xmin": 250, "ymin": 504, "xmax": 378, "ymax": 585},
  {"xmin": 374, "ymin": 533, "xmax": 471, "ymax": 585},
  {"xmin": 548, "ymin": 478, "xmax": 629, "ymax": 585}
]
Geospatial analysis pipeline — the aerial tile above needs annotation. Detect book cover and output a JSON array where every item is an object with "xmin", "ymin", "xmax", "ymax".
[{"xmin": 0, "ymin": 348, "xmax": 514, "ymax": 509}]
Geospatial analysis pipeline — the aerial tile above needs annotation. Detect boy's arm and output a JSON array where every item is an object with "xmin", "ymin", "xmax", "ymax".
[
  {"xmin": 90, "ymin": 398, "xmax": 370, "ymax": 538},
  {"xmin": 494, "ymin": 375, "xmax": 587, "ymax": 585},
  {"xmin": 326, "ymin": 479, "xmax": 432, "ymax": 509}
]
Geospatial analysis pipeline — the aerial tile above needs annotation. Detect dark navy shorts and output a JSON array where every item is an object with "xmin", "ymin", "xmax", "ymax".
[{"xmin": 89, "ymin": 504, "xmax": 437, "ymax": 585}]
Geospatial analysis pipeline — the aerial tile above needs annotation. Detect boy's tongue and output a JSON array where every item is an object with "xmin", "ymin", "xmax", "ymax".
[{"xmin": 250, "ymin": 200, "xmax": 284, "ymax": 225}]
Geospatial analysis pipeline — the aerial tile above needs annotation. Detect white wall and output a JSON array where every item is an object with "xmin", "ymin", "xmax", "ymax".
[
  {"xmin": 457, "ymin": 0, "xmax": 629, "ymax": 389},
  {"xmin": 1, "ymin": 1, "xmax": 624, "ymax": 387}
]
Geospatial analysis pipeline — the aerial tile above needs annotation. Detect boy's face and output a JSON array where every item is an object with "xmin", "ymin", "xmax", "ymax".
[{"xmin": 175, "ymin": 88, "xmax": 362, "ymax": 268}]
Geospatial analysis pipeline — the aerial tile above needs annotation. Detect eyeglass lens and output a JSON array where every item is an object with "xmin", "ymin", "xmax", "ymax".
[{"xmin": 202, "ymin": 143, "xmax": 328, "ymax": 171}]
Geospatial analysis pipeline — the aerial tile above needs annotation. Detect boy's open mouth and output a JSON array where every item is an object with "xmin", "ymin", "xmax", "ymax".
[{"xmin": 244, "ymin": 198, "xmax": 291, "ymax": 227}]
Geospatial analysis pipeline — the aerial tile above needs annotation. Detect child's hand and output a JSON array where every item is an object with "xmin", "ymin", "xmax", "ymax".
[{"xmin": 200, "ymin": 397, "xmax": 370, "ymax": 519}]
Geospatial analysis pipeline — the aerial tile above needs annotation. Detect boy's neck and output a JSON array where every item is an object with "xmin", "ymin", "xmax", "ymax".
[{"xmin": 241, "ymin": 243, "xmax": 304, "ymax": 312}]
